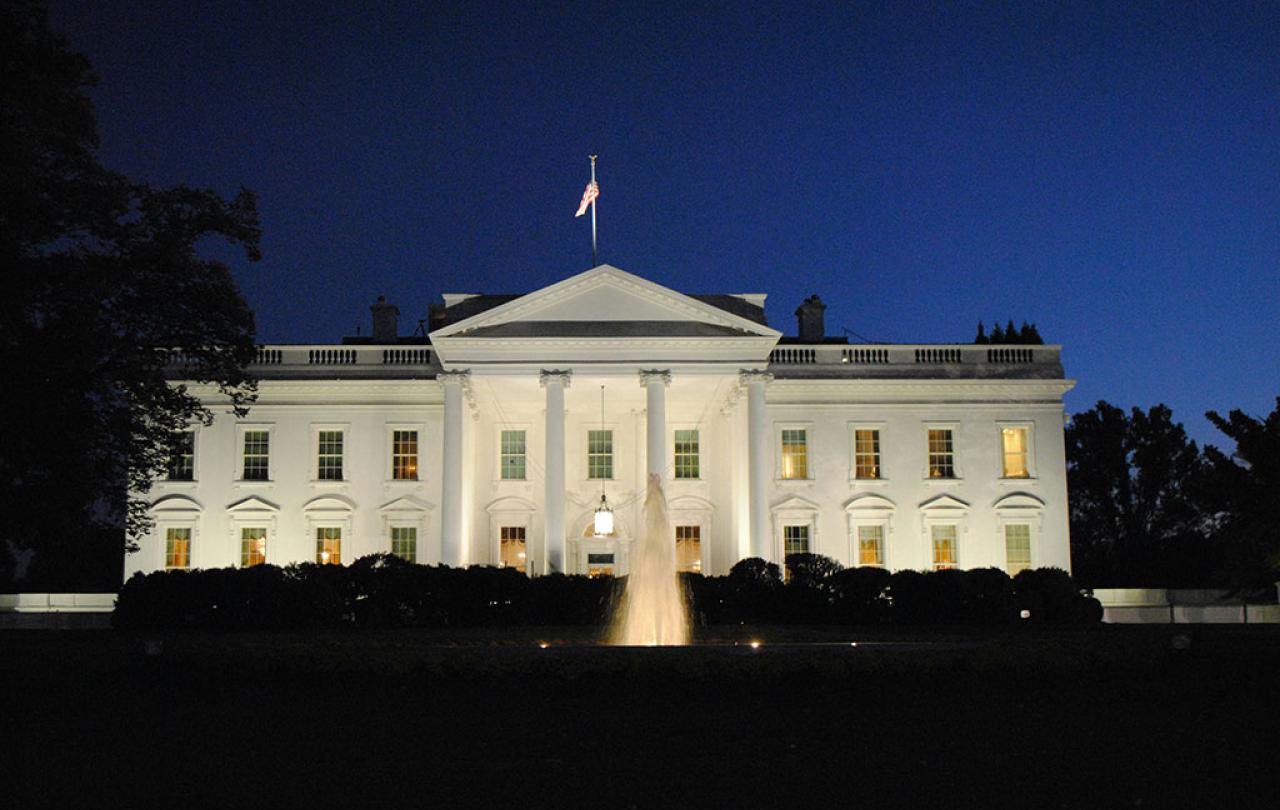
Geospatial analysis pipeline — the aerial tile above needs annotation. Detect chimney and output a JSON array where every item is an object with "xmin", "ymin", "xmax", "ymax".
[
  {"xmin": 795, "ymin": 294, "xmax": 826, "ymax": 341},
  {"xmin": 370, "ymin": 296, "xmax": 399, "ymax": 342}
]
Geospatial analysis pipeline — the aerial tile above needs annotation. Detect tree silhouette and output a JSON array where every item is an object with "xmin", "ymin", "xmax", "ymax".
[{"xmin": 1, "ymin": 3, "xmax": 261, "ymax": 586}]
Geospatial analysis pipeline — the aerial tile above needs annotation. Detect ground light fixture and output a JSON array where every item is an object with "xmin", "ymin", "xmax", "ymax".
[{"xmin": 593, "ymin": 384, "xmax": 614, "ymax": 537}]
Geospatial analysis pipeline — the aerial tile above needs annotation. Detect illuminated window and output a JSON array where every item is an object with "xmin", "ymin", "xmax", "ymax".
[
  {"xmin": 1002, "ymin": 427, "xmax": 1029, "ymax": 478},
  {"xmin": 167, "ymin": 432, "xmax": 195, "ymax": 481},
  {"xmin": 586, "ymin": 552, "xmax": 614, "ymax": 577},
  {"xmin": 240, "ymin": 527, "xmax": 267, "ymax": 567},
  {"xmin": 165, "ymin": 527, "xmax": 191, "ymax": 570},
  {"xmin": 317, "ymin": 430, "xmax": 344, "ymax": 480},
  {"xmin": 391, "ymin": 526, "xmax": 417, "ymax": 563},
  {"xmin": 1005, "ymin": 524, "xmax": 1031, "ymax": 575},
  {"xmin": 675, "ymin": 525, "xmax": 702, "ymax": 573},
  {"xmin": 781, "ymin": 429, "xmax": 808, "ymax": 479},
  {"xmin": 500, "ymin": 526, "xmax": 527, "ymax": 573},
  {"xmin": 242, "ymin": 430, "xmax": 270, "ymax": 480},
  {"xmin": 857, "ymin": 524, "xmax": 884, "ymax": 567},
  {"xmin": 587, "ymin": 430, "xmax": 613, "ymax": 479},
  {"xmin": 500, "ymin": 430, "xmax": 526, "ymax": 480},
  {"xmin": 674, "ymin": 430, "xmax": 700, "ymax": 479},
  {"xmin": 783, "ymin": 524, "xmax": 810, "ymax": 581},
  {"xmin": 927, "ymin": 429, "xmax": 955, "ymax": 478},
  {"xmin": 392, "ymin": 430, "xmax": 419, "ymax": 480},
  {"xmin": 316, "ymin": 527, "xmax": 342, "ymax": 565},
  {"xmin": 931, "ymin": 524, "xmax": 958, "ymax": 570},
  {"xmin": 854, "ymin": 429, "xmax": 880, "ymax": 480}
]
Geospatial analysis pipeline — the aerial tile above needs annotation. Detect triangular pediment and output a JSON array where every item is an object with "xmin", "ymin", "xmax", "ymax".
[
  {"xmin": 919, "ymin": 494, "xmax": 971, "ymax": 512},
  {"xmin": 226, "ymin": 495, "xmax": 280, "ymax": 513},
  {"xmin": 771, "ymin": 495, "xmax": 821, "ymax": 514},
  {"xmin": 430, "ymin": 265, "xmax": 779, "ymax": 340},
  {"xmin": 380, "ymin": 495, "xmax": 435, "ymax": 513}
]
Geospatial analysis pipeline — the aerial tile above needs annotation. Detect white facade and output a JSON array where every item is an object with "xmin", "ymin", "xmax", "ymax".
[{"xmin": 130, "ymin": 265, "xmax": 1075, "ymax": 581}]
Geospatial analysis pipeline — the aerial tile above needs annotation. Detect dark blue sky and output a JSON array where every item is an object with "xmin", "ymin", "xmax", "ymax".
[{"xmin": 53, "ymin": 1, "xmax": 1278, "ymax": 447}]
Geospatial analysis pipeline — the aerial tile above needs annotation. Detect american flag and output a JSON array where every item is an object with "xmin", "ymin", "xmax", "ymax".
[{"xmin": 575, "ymin": 181, "xmax": 599, "ymax": 217}]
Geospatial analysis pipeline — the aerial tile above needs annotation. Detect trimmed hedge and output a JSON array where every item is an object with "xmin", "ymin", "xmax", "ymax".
[
  {"xmin": 114, "ymin": 555, "xmax": 615, "ymax": 631},
  {"xmin": 114, "ymin": 553, "xmax": 1101, "ymax": 631}
]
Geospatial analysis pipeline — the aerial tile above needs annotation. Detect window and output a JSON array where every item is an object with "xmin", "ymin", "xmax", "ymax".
[
  {"xmin": 587, "ymin": 430, "xmax": 613, "ymax": 479},
  {"xmin": 240, "ymin": 527, "xmax": 267, "ymax": 567},
  {"xmin": 674, "ymin": 430, "xmax": 700, "ymax": 479},
  {"xmin": 854, "ymin": 429, "xmax": 880, "ymax": 480},
  {"xmin": 242, "ymin": 430, "xmax": 270, "ymax": 481},
  {"xmin": 927, "ymin": 429, "xmax": 955, "ymax": 478},
  {"xmin": 165, "ymin": 527, "xmax": 192, "ymax": 570},
  {"xmin": 500, "ymin": 526, "xmax": 527, "ymax": 572},
  {"xmin": 1002, "ymin": 427, "xmax": 1029, "ymax": 478},
  {"xmin": 783, "ymin": 524, "xmax": 810, "ymax": 581},
  {"xmin": 675, "ymin": 525, "xmax": 701, "ymax": 573},
  {"xmin": 317, "ymin": 430, "xmax": 344, "ymax": 480},
  {"xmin": 783, "ymin": 524, "xmax": 810, "ymax": 557},
  {"xmin": 1005, "ymin": 524, "xmax": 1031, "ymax": 575},
  {"xmin": 391, "ymin": 526, "xmax": 417, "ymax": 563},
  {"xmin": 392, "ymin": 430, "xmax": 419, "ymax": 480},
  {"xmin": 857, "ymin": 524, "xmax": 884, "ymax": 567},
  {"xmin": 781, "ymin": 429, "xmax": 808, "ymax": 479},
  {"xmin": 586, "ymin": 552, "xmax": 614, "ymax": 577},
  {"xmin": 167, "ymin": 432, "xmax": 195, "ymax": 481},
  {"xmin": 931, "ymin": 524, "xmax": 958, "ymax": 570},
  {"xmin": 316, "ymin": 527, "xmax": 342, "ymax": 565},
  {"xmin": 500, "ymin": 430, "xmax": 526, "ymax": 480}
]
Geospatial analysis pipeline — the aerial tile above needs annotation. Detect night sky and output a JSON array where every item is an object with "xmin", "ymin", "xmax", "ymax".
[{"xmin": 52, "ymin": 1, "xmax": 1279, "ymax": 447}]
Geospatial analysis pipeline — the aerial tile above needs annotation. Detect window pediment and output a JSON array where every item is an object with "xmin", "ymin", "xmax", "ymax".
[
  {"xmin": 486, "ymin": 496, "xmax": 536, "ymax": 515},
  {"xmin": 150, "ymin": 494, "xmax": 203, "ymax": 514},
  {"xmin": 668, "ymin": 495, "xmax": 716, "ymax": 513},
  {"xmin": 919, "ymin": 494, "xmax": 970, "ymax": 513},
  {"xmin": 226, "ymin": 495, "xmax": 279, "ymax": 513},
  {"xmin": 993, "ymin": 492, "xmax": 1046, "ymax": 511},
  {"xmin": 844, "ymin": 493, "xmax": 897, "ymax": 514},
  {"xmin": 379, "ymin": 495, "xmax": 435, "ymax": 513},
  {"xmin": 302, "ymin": 494, "xmax": 356, "ymax": 513}
]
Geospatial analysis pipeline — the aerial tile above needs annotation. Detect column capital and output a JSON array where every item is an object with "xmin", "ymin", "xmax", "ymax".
[
  {"xmin": 638, "ymin": 369, "xmax": 671, "ymax": 388},
  {"xmin": 540, "ymin": 369, "xmax": 573, "ymax": 388},
  {"xmin": 738, "ymin": 369, "xmax": 774, "ymax": 386},
  {"xmin": 438, "ymin": 369, "xmax": 471, "ymax": 386}
]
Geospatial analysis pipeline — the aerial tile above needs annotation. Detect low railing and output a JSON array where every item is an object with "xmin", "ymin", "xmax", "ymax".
[
  {"xmin": 225, "ymin": 345, "xmax": 435, "ymax": 369},
  {"xmin": 769, "ymin": 344, "xmax": 1059, "ymax": 368}
]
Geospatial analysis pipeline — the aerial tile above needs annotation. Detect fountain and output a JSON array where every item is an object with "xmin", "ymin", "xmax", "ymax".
[{"xmin": 608, "ymin": 473, "xmax": 690, "ymax": 645}]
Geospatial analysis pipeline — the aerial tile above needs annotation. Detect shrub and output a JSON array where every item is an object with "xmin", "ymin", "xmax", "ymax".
[
  {"xmin": 830, "ymin": 566, "xmax": 892, "ymax": 625},
  {"xmin": 1013, "ymin": 567, "xmax": 1101, "ymax": 624},
  {"xmin": 781, "ymin": 553, "xmax": 843, "ymax": 623}
]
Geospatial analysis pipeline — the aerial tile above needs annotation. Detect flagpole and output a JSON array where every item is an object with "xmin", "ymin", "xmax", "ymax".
[{"xmin": 589, "ymin": 155, "xmax": 598, "ymax": 267}]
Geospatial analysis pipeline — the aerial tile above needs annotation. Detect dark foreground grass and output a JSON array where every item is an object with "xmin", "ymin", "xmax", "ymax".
[{"xmin": 5, "ymin": 625, "xmax": 1279, "ymax": 809}]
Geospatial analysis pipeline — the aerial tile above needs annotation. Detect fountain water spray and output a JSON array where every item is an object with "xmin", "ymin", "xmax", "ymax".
[{"xmin": 608, "ymin": 473, "xmax": 690, "ymax": 646}]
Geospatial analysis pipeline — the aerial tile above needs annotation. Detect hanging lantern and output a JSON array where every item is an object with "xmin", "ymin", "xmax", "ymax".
[{"xmin": 593, "ymin": 492, "xmax": 614, "ymax": 537}]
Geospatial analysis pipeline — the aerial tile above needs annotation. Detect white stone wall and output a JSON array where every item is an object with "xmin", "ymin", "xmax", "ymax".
[{"xmin": 129, "ymin": 375, "xmax": 1072, "ymax": 579}]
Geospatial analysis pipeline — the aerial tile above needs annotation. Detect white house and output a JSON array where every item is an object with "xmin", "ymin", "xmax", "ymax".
[{"xmin": 130, "ymin": 264, "xmax": 1075, "ymax": 581}]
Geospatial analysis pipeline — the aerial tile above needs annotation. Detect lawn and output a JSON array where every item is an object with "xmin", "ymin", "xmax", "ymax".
[{"xmin": 5, "ymin": 625, "xmax": 1278, "ymax": 809}]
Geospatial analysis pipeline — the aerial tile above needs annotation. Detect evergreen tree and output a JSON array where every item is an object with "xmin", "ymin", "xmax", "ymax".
[
  {"xmin": 974, "ymin": 321, "xmax": 988, "ymax": 344},
  {"xmin": 990, "ymin": 322, "xmax": 1005, "ymax": 343}
]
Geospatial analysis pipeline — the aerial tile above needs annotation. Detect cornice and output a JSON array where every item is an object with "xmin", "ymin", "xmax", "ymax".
[{"xmin": 765, "ymin": 378, "xmax": 1077, "ymax": 403}]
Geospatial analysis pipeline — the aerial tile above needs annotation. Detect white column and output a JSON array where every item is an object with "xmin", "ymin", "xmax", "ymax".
[
  {"xmin": 439, "ymin": 370, "xmax": 469, "ymax": 567},
  {"xmin": 540, "ymin": 370, "xmax": 571, "ymax": 574},
  {"xmin": 639, "ymin": 370, "xmax": 671, "ymax": 482},
  {"xmin": 741, "ymin": 370, "xmax": 774, "ymax": 562}
]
